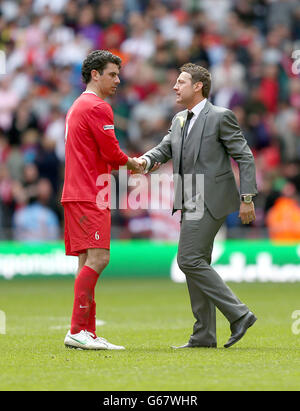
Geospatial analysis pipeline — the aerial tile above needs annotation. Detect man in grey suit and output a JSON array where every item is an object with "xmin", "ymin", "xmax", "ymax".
[{"xmin": 138, "ymin": 63, "xmax": 257, "ymax": 348}]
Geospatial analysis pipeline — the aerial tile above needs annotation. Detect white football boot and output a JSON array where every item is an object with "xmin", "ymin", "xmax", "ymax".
[
  {"xmin": 64, "ymin": 330, "xmax": 100, "ymax": 350},
  {"xmin": 64, "ymin": 330, "xmax": 125, "ymax": 350},
  {"xmin": 91, "ymin": 334, "xmax": 125, "ymax": 350}
]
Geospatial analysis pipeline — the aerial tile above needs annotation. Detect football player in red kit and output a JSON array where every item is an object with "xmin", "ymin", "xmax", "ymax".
[{"xmin": 62, "ymin": 50, "xmax": 144, "ymax": 350}]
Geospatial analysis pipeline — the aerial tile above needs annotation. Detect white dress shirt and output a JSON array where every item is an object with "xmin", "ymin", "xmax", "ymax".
[{"xmin": 187, "ymin": 98, "xmax": 207, "ymax": 135}]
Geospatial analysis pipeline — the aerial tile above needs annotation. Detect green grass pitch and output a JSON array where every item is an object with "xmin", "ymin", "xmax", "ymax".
[{"xmin": 0, "ymin": 277, "xmax": 300, "ymax": 391}]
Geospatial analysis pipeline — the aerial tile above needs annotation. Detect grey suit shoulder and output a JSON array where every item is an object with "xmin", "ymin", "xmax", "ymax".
[{"xmin": 210, "ymin": 104, "xmax": 228, "ymax": 114}]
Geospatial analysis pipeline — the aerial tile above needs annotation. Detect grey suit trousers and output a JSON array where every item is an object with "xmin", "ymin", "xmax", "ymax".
[{"xmin": 177, "ymin": 206, "xmax": 249, "ymax": 346}]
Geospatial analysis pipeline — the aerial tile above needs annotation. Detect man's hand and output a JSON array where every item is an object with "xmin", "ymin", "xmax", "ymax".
[
  {"xmin": 148, "ymin": 161, "xmax": 161, "ymax": 173},
  {"xmin": 135, "ymin": 157, "xmax": 161, "ymax": 174},
  {"xmin": 239, "ymin": 201, "xmax": 256, "ymax": 224},
  {"xmin": 126, "ymin": 157, "xmax": 145, "ymax": 174},
  {"xmin": 128, "ymin": 157, "xmax": 161, "ymax": 174}
]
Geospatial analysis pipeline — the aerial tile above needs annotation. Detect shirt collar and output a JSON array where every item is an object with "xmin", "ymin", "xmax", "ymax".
[
  {"xmin": 190, "ymin": 98, "xmax": 207, "ymax": 118},
  {"xmin": 82, "ymin": 91, "xmax": 98, "ymax": 96}
]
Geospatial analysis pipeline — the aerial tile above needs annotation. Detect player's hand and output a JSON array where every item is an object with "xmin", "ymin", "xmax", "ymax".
[
  {"xmin": 135, "ymin": 157, "xmax": 161, "ymax": 174},
  {"xmin": 126, "ymin": 157, "xmax": 145, "ymax": 174},
  {"xmin": 131, "ymin": 158, "xmax": 161, "ymax": 174},
  {"xmin": 239, "ymin": 201, "xmax": 256, "ymax": 225}
]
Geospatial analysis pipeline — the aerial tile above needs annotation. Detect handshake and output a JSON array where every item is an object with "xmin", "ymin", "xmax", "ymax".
[{"xmin": 126, "ymin": 157, "xmax": 161, "ymax": 174}]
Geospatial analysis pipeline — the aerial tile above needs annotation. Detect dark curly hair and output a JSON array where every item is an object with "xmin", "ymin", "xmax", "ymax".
[
  {"xmin": 180, "ymin": 63, "xmax": 211, "ymax": 98},
  {"xmin": 81, "ymin": 50, "xmax": 122, "ymax": 84}
]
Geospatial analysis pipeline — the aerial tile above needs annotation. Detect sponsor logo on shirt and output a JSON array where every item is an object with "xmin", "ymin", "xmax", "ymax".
[{"xmin": 103, "ymin": 125, "xmax": 114, "ymax": 131}]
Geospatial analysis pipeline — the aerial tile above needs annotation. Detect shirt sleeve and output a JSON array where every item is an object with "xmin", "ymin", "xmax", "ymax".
[
  {"xmin": 88, "ymin": 102, "xmax": 128, "ymax": 167},
  {"xmin": 141, "ymin": 155, "xmax": 152, "ymax": 173}
]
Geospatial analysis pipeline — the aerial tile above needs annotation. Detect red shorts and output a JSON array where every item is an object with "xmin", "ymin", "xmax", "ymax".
[{"xmin": 62, "ymin": 202, "xmax": 111, "ymax": 256}]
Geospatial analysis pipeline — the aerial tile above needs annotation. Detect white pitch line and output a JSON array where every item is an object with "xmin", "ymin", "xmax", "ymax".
[{"xmin": 50, "ymin": 319, "xmax": 106, "ymax": 330}]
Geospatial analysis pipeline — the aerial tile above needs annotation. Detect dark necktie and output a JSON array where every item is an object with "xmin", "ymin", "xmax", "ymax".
[
  {"xmin": 182, "ymin": 110, "xmax": 194, "ymax": 142},
  {"xmin": 179, "ymin": 110, "xmax": 194, "ymax": 174},
  {"xmin": 179, "ymin": 111, "xmax": 194, "ymax": 205}
]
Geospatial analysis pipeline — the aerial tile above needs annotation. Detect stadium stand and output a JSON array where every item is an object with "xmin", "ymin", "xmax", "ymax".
[{"xmin": 0, "ymin": 0, "xmax": 300, "ymax": 241}]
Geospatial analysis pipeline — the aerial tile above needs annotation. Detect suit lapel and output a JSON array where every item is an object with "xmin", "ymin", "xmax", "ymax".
[
  {"xmin": 189, "ymin": 100, "xmax": 211, "ymax": 165},
  {"xmin": 172, "ymin": 111, "xmax": 188, "ymax": 173},
  {"xmin": 173, "ymin": 101, "xmax": 211, "ymax": 171}
]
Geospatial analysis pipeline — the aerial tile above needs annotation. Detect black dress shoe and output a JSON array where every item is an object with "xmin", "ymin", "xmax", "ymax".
[
  {"xmin": 224, "ymin": 311, "xmax": 257, "ymax": 348},
  {"xmin": 171, "ymin": 342, "xmax": 217, "ymax": 349}
]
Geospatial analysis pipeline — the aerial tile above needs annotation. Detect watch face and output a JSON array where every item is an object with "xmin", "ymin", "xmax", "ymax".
[{"xmin": 243, "ymin": 195, "xmax": 252, "ymax": 203}]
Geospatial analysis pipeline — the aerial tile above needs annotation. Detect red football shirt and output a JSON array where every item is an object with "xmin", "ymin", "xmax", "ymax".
[{"xmin": 61, "ymin": 91, "xmax": 128, "ymax": 204}]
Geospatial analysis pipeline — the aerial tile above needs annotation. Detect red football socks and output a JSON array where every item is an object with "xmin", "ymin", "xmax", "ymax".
[
  {"xmin": 70, "ymin": 265, "xmax": 99, "ymax": 336},
  {"xmin": 87, "ymin": 299, "xmax": 97, "ymax": 338}
]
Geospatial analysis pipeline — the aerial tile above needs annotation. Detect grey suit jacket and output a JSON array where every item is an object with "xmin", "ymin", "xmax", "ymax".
[{"xmin": 143, "ymin": 100, "xmax": 258, "ymax": 219}]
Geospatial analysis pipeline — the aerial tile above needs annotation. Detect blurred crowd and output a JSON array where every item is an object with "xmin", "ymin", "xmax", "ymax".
[{"xmin": 0, "ymin": 0, "xmax": 300, "ymax": 242}]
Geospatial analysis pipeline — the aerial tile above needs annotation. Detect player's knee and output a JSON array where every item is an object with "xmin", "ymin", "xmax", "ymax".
[
  {"xmin": 100, "ymin": 253, "xmax": 110, "ymax": 269},
  {"xmin": 96, "ymin": 255, "xmax": 110, "ymax": 272},
  {"xmin": 86, "ymin": 250, "xmax": 110, "ymax": 273}
]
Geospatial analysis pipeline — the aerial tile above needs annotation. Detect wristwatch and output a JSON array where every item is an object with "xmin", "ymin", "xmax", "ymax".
[{"xmin": 241, "ymin": 194, "xmax": 253, "ymax": 204}]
